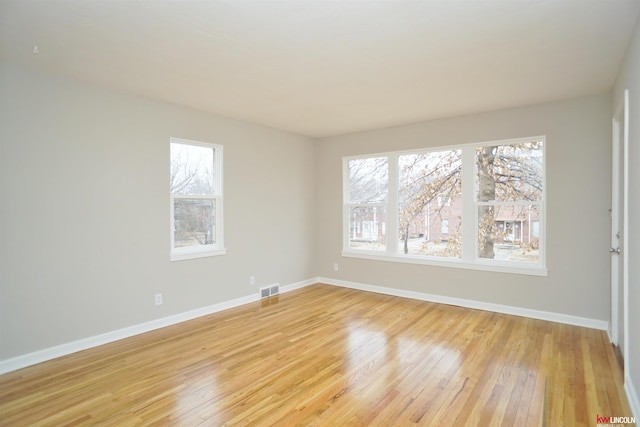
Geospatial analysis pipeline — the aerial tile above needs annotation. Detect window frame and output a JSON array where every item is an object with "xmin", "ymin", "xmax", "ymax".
[
  {"xmin": 170, "ymin": 137, "xmax": 225, "ymax": 261},
  {"xmin": 342, "ymin": 136, "xmax": 547, "ymax": 276}
]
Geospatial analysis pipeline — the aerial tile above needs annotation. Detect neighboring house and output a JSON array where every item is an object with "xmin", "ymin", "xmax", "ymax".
[{"xmin": 351, "ymin": 194, "xmax": 539, "ymax": 252}]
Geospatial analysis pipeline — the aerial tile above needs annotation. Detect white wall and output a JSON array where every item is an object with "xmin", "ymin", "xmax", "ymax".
[
  {"xmin": 316, "ymin": 94, "xmax": 612, "ymax": 321},
  {"xmin": 0, "ymin": 62, "xmax": 317, "ymax": 360},
  {"xmin": 613, "ymin": 14, "xmax": 640, "ymax": 418}
]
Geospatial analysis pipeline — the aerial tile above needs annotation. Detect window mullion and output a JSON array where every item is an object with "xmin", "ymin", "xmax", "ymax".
[
  {"xmin": 387, "ymin": 154, "xmax": 399, "ymax": 255},
  {"xmin": 343, "ymin": 158, "xmax": 351, "ymax": 250},
  {"xmin": 170, "ymin": 193, "xmax": 176, "ymax": 252},
  {"xmin": 215, "ymin": 195, "xmax": 224, "ymax": 251},
  {"xmin": 461, "ymin": 146, "xmax": 476, "ymax": 261},
  {"xmin": 173, "ymin": 194, "xmax": 215, "ymax": 200}
]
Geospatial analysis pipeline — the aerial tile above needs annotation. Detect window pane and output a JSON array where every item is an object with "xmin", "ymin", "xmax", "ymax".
[
  {"xmin": 174, "ymin": 199, "xmax": 215, "ymax": 248},
  {"xmin": 478, "ymin": 204, "xmax": 540, "ymax": 263},
  {"xmin": 170, "ymin": 143, "xmax": 214, "ymax": 195},
  {"xmin": 476, "ymin": 141, "xmax": 543, "ymax": 202},
  {"xmin": 348, "ymin": 206, "xmax": 386, "ymax": 251},
  {"xmin": 397, "ymin": 201, "xmax": 462, "ymax": 258},
  {"xmin": 349, "ymin": 157, "xmax": 388, "ymax": 203},
  {"xmin": 398, "ymin": 150, "xmax": 461, "ymax": 258}
]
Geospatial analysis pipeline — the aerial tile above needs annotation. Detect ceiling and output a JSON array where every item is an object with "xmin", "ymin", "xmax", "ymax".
[{"xmin": 1, "ymin": 0, "xmax": 639, "ymax": 138}]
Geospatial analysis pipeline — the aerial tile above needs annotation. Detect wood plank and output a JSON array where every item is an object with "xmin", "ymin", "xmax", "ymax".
[{"xmin": 0, "ymin": 284, "xmax": 633, "ymax": 426}]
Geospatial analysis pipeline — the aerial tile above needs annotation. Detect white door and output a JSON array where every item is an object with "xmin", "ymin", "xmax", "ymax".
[{"xmin": 611, "ymin": 89, "xmax": 629, "ymax": 369}]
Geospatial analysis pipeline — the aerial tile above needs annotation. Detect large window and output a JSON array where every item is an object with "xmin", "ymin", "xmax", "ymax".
[
  {"xmin": 170, "ymin": 138, "xmax": 225, "ymax": 261},
  {"xmin": 343, "ymin": 137, "xmax": 546, "ymax": 275}
]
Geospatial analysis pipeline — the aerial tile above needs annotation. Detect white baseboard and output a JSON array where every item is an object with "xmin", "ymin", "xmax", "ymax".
[
  {"xmin": 281, "ymin": 278, "xmax": 316, "ymax": 293},
  {"xmin": 0, "ymin": 278, "xmax": 316, "ymax": 375},
  {"xmin": 318, "ymin": 277, "xmax": 609, "ymax": 331},
  {"xmin": 626, "ymin": 374, "xmax": 640, "ymax": 420},
  {"xmin": 0, "ymin": 276, "xmax": 611, "ymax": 375}
]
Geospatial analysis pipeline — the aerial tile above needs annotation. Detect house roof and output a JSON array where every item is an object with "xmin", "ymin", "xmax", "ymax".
[{"xmin": 1, "ymin": 0, "xmax": 639, "ymax": 138}]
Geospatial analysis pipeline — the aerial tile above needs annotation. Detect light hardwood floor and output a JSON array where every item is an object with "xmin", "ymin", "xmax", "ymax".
[{"xmin": 0, "ymin": 283, "xmax": 633, "ymax": 426}]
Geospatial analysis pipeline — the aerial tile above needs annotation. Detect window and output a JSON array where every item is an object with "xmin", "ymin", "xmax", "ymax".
[
  {"xmin": 170, "ymin": 138, "xmax": 225, "ymax": 260},
  {"xmin": 343, "ymin": 137, "xmax": 546, "ymax": 275},
  {"xmin": 440, "ymin": 219, "xmax": 449, "ymax": 235},
  {"xmin": 476, "ymin": 141, "xmax": 543, "ymax": 264},
  {"xmin": 346, "ymin": 157, "xmax": 388, "ymax": 252},
  {"xmin": 398, "ymin": 149, "xmax": 461, "ymax": 258}
]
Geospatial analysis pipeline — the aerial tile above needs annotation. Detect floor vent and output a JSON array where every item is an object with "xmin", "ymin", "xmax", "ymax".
[{"xmin": 260, "ymin": 284, "xmax": 280, "ymax": 299}]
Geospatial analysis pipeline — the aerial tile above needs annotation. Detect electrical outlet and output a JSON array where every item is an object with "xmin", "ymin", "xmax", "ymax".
[
  {"xmin": 155, "ymin": 293, "xmax": 163, "ymax": 306},
  {"xmin": 250, "ymin": 276, "xmax": 255, "ymax": 286},
  {"xmin": 333, "ymin": 263, "xmax": 339, "ymax": 271}
]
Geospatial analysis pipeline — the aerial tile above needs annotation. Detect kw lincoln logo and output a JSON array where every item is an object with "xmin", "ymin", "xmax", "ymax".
[{"xmin": 596, "ymin": 413, "xmax": 636, "ymax": 426}]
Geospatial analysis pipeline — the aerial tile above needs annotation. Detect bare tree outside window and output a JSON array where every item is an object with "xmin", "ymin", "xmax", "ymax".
[
  {"xmin": 170, "ymin": 143, "xmax": 214, "ymax": 195},
  {"xmin": 398, "ymin": 150, "xmax": 462, "ymax": 257},
  {"xmin": 347, "ymin": 157, "xmax": 388, "ymax": 251},
  {"xmin": 349, "ymin": 157, "xmax": 388, "ymax": 203},
  {"xmin": 173, "ymin": 199, "xmax": 215, "ymax": 247},
  {"xmin": 476, "ymin": 141, "xmax": 543, "ymax": 262}
]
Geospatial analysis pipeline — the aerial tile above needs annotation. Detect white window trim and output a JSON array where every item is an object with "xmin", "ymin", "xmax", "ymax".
[
  {"xmin": 170, "ymin": 137, "xmax": 226, "ymax": 261},
  {"xmin": 342, "ymin": 136, "xmax": 547, "ymax": 276}
]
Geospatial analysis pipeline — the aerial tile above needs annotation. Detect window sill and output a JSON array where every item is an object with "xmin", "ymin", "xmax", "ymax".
[
  {"xmin": 171, "ymin": 248, "xmax": 227, "ymax": 261},
  {"xmin": 341, "ymin": 251, "xmax": 548, "ymax": 276}
]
